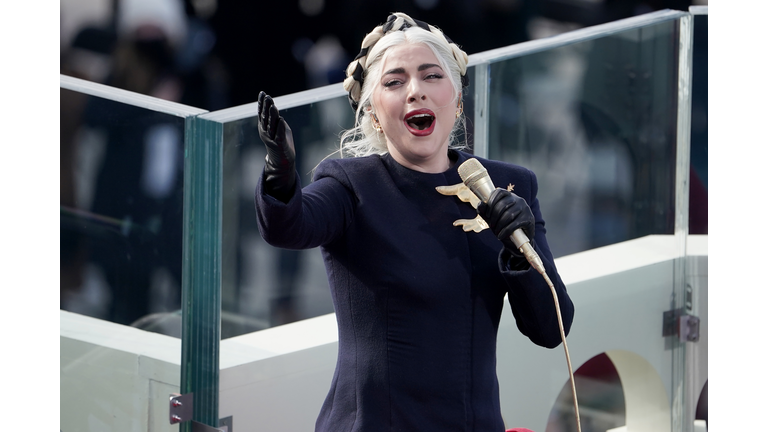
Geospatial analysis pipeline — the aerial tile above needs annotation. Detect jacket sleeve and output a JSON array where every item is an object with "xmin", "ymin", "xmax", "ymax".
[
  {"xmin": 255, "ymin": 160, "xmax": 356, "ymax": 250},
  {"xmin": 500, "ymin": 169, "xmax": 574, "ymax": 349}
]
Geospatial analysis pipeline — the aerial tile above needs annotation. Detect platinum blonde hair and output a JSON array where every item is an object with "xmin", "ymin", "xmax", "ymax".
[{"xmin": 338, "ymin": 13, "xmax": 469, "ymax": 159}]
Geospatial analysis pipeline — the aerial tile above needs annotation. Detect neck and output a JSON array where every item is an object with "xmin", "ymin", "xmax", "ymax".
[{"xmin": 389, "ymin": 151, "xmax": 452, "ymax": 173}]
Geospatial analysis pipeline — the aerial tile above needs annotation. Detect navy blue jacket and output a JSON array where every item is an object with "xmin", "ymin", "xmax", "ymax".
[{"xmin": 255, "ymin": 150, "xmax": 574, "ymax": 432}]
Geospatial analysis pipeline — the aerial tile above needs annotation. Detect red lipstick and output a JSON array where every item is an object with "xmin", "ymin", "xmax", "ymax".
[{"xmin": 404, "ymin": 108, "xmax": 436, "ymax": 136}]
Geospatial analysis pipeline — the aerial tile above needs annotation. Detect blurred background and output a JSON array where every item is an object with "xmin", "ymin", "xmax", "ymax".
[{"xmin": 60, "ymin": 0, "xmax": 707, "ymax": 110}]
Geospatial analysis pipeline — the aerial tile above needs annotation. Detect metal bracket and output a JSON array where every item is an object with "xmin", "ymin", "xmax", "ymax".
[
  {"xmin": 662, "ymin": 309, "xmax": 700, "ymax": 343},
  {"xmin": 679, "ymin": 314, "xmax": 700, "ymax": 342},
  {"xmin": 169, "ymin": 393, "xmax": 229, "ymax": 431},
  {"xmin": 170, "ymin": 393, "xmax": 194, "ymax": 425}
]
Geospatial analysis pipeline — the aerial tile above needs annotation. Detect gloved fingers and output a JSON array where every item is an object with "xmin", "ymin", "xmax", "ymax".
[
  {"xmin": 489, "ymin": 198, "xmax": 519, "ymax": 230},
  {"xmin": 497, "ymin": 221, "xmax": 526, "ymax": 242},
  {"xmin": 485, "ymin": 189, "xmax": 518, "ymax": 229},
  {"xmin": 502, "ymin": 207, "xmax": 535, "ymax": 240},
  {"xmin": 477, "ymin": 201, "xmax": 488, "ymax": 217},
  {"xmin": 274, "ymin": 119, "xmax": 295, "ymax": 159},
  {"xmin": 275, "ymin": 118, "xmax": 285, "ymax": 143},
  {"xmin": 487, "ymin": 188, "xmax": 516, "ymax": 211},
  {"xmin": 483, "ymin": 188, "xmax": 535, "ymax": 241},
  {"xmin": 478, "ymin": 188, "xmax": 503, "ymax": 221},
  {"xmin": 258, "ymin": 92, "xmax": 279, "ymax": 140},
  {"xmin": 519, "ymin": 202, "xmax": 535, "ymax": 239},
  {"xmin": 257, "ymin": 92, "xmax": 269, "ymax": 128},
  {"xmin": 268, "ymin": 103, "xmax": 280, "ymax": 138},
  {"xmin": 257, "ymin": 91, "xmax": 266, "ymax": 115}
]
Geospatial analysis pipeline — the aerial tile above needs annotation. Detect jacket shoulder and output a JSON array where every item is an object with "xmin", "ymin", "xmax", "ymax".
[{"xmin": 313, "ymin": 154, "xmax": 386, "ymax": 187}]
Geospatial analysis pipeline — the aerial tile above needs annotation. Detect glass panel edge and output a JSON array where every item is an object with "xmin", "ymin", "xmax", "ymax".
[
  {"xmin": 675, "ymin": 16, "xmax": 693, "ymax": 250},
  {"xmin": 468, "ymin": 9, "xmax": 689, "ymax": 66},
  {"xmin": 60, "ymin": 74, "xmax": 207, "ymax": 118},
  {"xmin": 472, "ymin": 64, "xmax": 490, "ymax": 159},
  {"xmin": 181, "ymin": 116, "xmax": 222, "ymax": 429},
  {"xmin": 199, "ymin": 83, "xmax": 347, "ymax": 123},
  {"xmin": 671, "ymin": 13, "xmax": 694, "ymax": 432},
  {"xmin": 689, "ymin": 6, "xmax": 708, "ymax": 15}
]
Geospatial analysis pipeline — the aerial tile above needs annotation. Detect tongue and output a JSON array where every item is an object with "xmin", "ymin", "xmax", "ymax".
[{"xmin": 408, "ymin": 117, "xmax": 433, "ymax": 130}]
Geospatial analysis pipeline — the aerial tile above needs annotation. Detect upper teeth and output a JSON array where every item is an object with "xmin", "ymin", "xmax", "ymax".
[{"xmin": 409, "ymin": 114, "xmax": 433, "ymax": 119}]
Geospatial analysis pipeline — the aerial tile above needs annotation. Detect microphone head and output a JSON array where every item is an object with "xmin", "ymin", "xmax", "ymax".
[
  {"xmin": 458, "ymin": 158, "xmax": 487, "ymax": 185},
  {"xmin": 458, "ymin": 158, "xmax": 496, "ymax": 202}
]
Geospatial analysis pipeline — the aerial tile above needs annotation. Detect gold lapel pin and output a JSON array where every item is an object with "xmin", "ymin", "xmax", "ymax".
[{"xmin": 436, "ymin": 183, "xmax": 489, "ymax": 233}]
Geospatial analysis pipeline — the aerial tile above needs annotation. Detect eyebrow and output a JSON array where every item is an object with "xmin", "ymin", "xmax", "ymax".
[{"xmin": 383, "ymin": 63, "xmax": 443, "ymax": 75}]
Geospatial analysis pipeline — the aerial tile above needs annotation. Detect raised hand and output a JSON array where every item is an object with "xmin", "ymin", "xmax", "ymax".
[{"xmin": 257, "ymin": 91, "xmax": 297, "ymax": 202}]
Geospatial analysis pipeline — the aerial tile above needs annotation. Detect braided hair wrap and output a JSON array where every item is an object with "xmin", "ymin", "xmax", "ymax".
[
  {"xmin": 339, "ymin": 12, "xmax": 470, "ymax": 158},
  {"xmin": 343, "ymin": 12, "xmax": 468, "ymax": 112}
]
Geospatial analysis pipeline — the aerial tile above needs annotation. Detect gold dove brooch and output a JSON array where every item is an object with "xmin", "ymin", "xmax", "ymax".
[{"xmin": 435, "ymin": 183, "xmax": 514, "ymax": 233}]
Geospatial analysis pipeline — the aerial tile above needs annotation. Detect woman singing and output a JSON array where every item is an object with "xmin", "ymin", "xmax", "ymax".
[{"xmin": 254, "ymin": 12, "xmax": 574, "ymax": 432}]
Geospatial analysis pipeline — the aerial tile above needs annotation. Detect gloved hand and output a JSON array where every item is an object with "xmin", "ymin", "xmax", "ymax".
[
  {"xmin": 477, "ymin": 188, "xmax": 535, "ymax": 257},
  {"xmin": 258, "ymin": 91, "xmax": 297, "ymax": 203}
]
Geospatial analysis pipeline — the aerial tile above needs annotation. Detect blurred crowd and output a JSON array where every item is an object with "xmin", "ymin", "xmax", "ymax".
[{"xmin": 60, "ymin": 0, "xmax": 705, "ymax": 111}]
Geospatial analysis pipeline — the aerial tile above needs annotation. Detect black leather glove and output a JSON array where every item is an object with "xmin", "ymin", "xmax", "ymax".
[
  {"xmin": 258, "ymin": 91, "xmax": 297, "ymax": 203},
  {"xmin": 477, "ymin": 188, "xmax": 535, "ymax": 257}
]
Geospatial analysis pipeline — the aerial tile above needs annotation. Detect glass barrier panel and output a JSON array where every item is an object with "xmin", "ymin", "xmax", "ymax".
[
  {"xmin": 60, "ymin": 75, "xmax": 206, "ymax": 432},
  {"xmin": 217, "ymin": 96, "xmax": 354, "ymax": 337},
  {"xmin": 61, "ymin": 87, "xmax": 188, "ymax": 330},
  {"xmin": 487, "ymin": 18, "xmax": 681, "ymax": 257}
]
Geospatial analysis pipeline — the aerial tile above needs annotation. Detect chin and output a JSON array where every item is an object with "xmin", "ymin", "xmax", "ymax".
[{"xmin": 409, "ymin": 140, "xmax": 449, "ymax": 158}]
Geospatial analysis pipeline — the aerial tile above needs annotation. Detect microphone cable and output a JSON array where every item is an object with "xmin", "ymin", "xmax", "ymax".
[{"xmin": 525, "ymin": 247, "xmax": 581, "ymax": 432}]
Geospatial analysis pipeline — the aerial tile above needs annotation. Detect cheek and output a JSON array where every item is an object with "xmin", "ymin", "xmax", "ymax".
[
  {"xmin": 439, "ymin": 110, "xmax": 456, "ymax": 134},
  {"xmin": 441, "ymin": 96, "xmax": 458, "ymax": 122},
  {"xmin": 437, "ymin": 102, "xmax": 458, "ymax": 133},
  {"xmin": 436, "ymin": 85, "xmax": 456, "ymax": 107},
  {"xmin": 374, "ymin": 94, "xmax": 400, "ymax": 126}
]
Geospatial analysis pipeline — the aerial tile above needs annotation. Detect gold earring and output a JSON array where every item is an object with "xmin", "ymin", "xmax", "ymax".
[
  {"xmin": 456, "ymin": 100, "xmax": 463, "ymax": 118},
  {"xmin": 372, "ymin": 113, "xmax": 383, "ymax": 133}
]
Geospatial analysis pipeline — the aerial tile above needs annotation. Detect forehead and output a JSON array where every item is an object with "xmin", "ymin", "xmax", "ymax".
[{"xmin": 380, "ymin": 43, "xmax": 440, "ymax": 71}]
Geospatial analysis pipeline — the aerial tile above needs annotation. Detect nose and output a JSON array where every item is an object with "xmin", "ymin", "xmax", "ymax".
[{"xmin": 407, "ymin": 81, "xmax": 427, "ymax": 103}]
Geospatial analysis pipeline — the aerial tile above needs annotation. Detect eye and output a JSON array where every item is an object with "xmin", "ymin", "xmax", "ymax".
[
  {"xmin": 425, "ymin": 73, "xmax": 443, "ymax": 80},
  {"xmin": 383, "ymin": 79, "xmax": 403, "ymax": 88}
]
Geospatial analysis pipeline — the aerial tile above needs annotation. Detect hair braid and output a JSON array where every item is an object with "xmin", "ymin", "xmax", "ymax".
[
  {"xmin": 342, "ymin": 25, "xmax": 385, "ymax": 112},
  {"xmin": 343, "ymin": 12, "xmax": 468, "ymax": 111},
  {"xmin": 333, "ymin": 12, "xmax": 470, "ymax": 160}
]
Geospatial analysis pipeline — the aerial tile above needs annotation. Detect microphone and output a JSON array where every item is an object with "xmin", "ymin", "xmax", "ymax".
[{"xmin": 458, "ymin": 158, "xmax": 546, "ymax": 275}]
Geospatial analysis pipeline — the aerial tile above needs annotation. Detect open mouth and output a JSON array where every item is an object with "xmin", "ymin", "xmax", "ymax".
[
  {"xmin": 404, "ymin": 109, "xmax": 436, "ymax": 136},
  {"xmin": 407, "ymin": 114, "xmax": 434, "ymax": 130}
]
